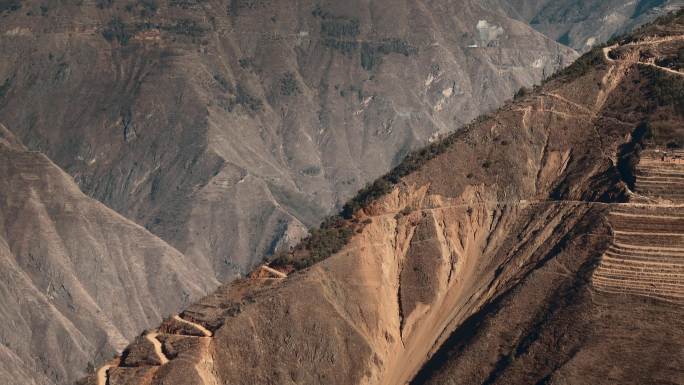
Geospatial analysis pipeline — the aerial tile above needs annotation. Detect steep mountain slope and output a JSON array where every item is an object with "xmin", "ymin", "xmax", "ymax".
[
  {"xmin": 81, "ymin": 11, "xmax": 684, "ymax": 385},
  {"xmin": 0, "ymin": 124, "xmax": 218, "ymax": 385},
  {"xmin": 0, "ymin": 0, "xmax": 576, "ymax": 281},
  {"xmin": 490, "ymin": 0, "xmax": 683, "ymax": 51}
]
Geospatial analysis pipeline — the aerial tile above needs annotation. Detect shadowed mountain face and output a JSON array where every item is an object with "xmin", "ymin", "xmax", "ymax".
[
  {"xmin": 80, "ymin": 11, "xmax": 684, "ymax": 385},
  {"xmin": 0, "ymin": 0, "xmax": 577, "ymax": 282},
  {"xmin": 0, "ymin": 124, "xmax": 218, "ymax": 385},
  {"xmin": 491, "ymin": 0, "xmax": 683, "ymax": 51}
]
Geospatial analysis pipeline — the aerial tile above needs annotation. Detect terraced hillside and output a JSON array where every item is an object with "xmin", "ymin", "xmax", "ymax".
[
  {"xmin": 593, "ymin": 150, "xmax": 684, "ymax": 303},
  {"xmin": 633, "ymin": 149, "xmax": 684, "ymax": 201},
  {"xmin": 79, "ymin": 11, "xmax": 684, "ymax": 385}
]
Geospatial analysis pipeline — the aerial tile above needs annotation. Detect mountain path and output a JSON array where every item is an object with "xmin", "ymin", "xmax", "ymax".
[
  {"xmin": 145, "ymin": 332, "xmax": 169, "ymax": 365},
  {"xmin": 603, "ymin": 36, "xmax": 684, "ymax": 78},
  {"xmin": 259, "ymin": 265, "xmax": 288, "ymax": 279},
  {"xmin": 173, "ymin": 315, "xmax": 213, "ymax": 337}
]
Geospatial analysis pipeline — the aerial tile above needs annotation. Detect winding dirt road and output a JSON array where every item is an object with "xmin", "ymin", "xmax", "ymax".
[
  {"xmin": 145, "ymin": 332, "xmax": 169, "ymax": 364},
  {"xmin": 603, "ymin": 36, "xmax": 684, "ymax": 77},
  {"xmin": 173, "ymin": 315, "xmax": 213, "ymax": 337}
]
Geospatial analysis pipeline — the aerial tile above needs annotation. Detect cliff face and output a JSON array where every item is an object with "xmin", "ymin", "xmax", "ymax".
[
  {"xmin": 0, "ymin": 124, "xmax": 218, "ymax": 385},
  {"xmin": 0, "ymin": 0, "xmax": 577, "ymax": 281},
  {"xmin": 80, "ymin": 11, "xmax": 684, "ymax": 385}
]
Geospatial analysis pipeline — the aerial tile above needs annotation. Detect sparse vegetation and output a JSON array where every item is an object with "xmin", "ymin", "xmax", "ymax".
[
  {"xmin": 96, "ymin": 0, "xmax": 113, "ymax": 9},
  {"xmin": 270, "ymin": 215, "xmax": 356, "ymax": 269},
  {"xmin": 227, "ymin": 0, "xmax": 269, "ymax": 16},
  {"xmin": 514, "ymin": 86, "xmax": 530, "ymax": 99},
  {"xmin": 0, "ymin": 0, "xmax": 21, "ymax": 13},
  {"xmin": 269, "ymin": 114, "xmax": 492, "ymax": 270},
  {"xmin": 641, "ymin": 65, "xmax": 684, "ymax": 113},
  {"xmin": 361, "ymin": 38, "xmax": 417, "ymax": 71},
  {"xmin": 102, "ymin": 17, "xmax": 131, "ymax": 45},
  {"xmin": 280, "ymin": 72, "xmax": 300, "ymax": 96},
  {"xmin": 235, "ymin": 84, "xmax": 263, "ymax": 112},
  {"xmin": 611, "ymin": 8, "xmax": 684, "ymax": 45},
  {"xmin": 339, "ymin": 84, "xmax": 363, "ymax": 100},
  {"xmin": 213, "ymin": 74, "xmax": 230, "ymax": 92},
  {"xmin": 320, "ymin": 17, "xmax": 360, "ymax": 38},
  {"xmin": 136, "ymin": 0, "xmax": 158, "ymax": 17},
  {"xmin": 169, "ymin": 0, "xmax": 202, "ymax": 8},
  {"xmin": 313, "ymin": 7, "xmax": 361, "ymax": 57},
  {"xmin": 238, "ymin": 57, "xmax": 255, "ymax": 70},
  {"xmin": 339, "ymin": 117, "xmax": 483, "ymax": 219},
  {"xmin": 395, "ymin": 207, "xmax": 412, "ymax": 219},
  {"xmin": 301, "ymin": 166, "xmax": 320, "ymax": 176},
  {"xmin": 545, "ymin": 46, "xmax": 605, "ymax": 82},
  {"xmin": 323, "ymin": 38, "xmax": 358, "ymax": 56},
  {"xmin": 163, "ymin": 19, "xmax": 205, "ymax": 37},
  {"xmin": 0, "ymin": 77, "xmax": 11, "ymax": 99},
  {"xmin": 311, "ymin": 4, "xmax": 333, "ymax": 19},
  {"xmin": 217, "ymin": 84, "xmax": 263, "ymax": 113},
  {"xmin": 654, "ymin": 50, "xmax": 684, "ymax": 71},
  {"xmin": 271, "ymin": 8, "xmax": 684, "ymax": 274}
]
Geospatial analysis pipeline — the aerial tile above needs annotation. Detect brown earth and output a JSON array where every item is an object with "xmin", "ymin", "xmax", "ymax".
[{"xmin": 79, "ymin": 11, "xmax": 684, "ymax": 385}]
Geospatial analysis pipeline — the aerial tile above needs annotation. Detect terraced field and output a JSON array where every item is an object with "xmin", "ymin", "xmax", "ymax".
[
  {"xmin": 634, "ymin": 149, "xmax": 684, "ymax": 202},
  {"xmin": 593, "ymin": 149, "xmax": 684, "ymax": 303}
]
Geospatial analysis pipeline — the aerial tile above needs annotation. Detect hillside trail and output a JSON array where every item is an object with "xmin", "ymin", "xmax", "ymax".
[
  {"xmin": 173, "ymin": 315, "xmax": 213, "ymax": 337},
  {"xmin": 259, "ymin": 265, "xmax": 288, "ymax": 279},
  {"xmin": 145, "ymin": 332, "xmax": 169, "ymax": 365},
  {"xmin": 603, "ymin": 35, "xmax": 684, "ymax": 77}
]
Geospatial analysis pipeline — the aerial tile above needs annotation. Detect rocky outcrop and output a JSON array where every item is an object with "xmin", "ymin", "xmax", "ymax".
[
  {"xmin": 0, "ymin": 126, "xmax": 217, "ymax": 385},
  {"xmin": 79, "ymin": 11, "xmax": 684, "ymax": 385}
]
